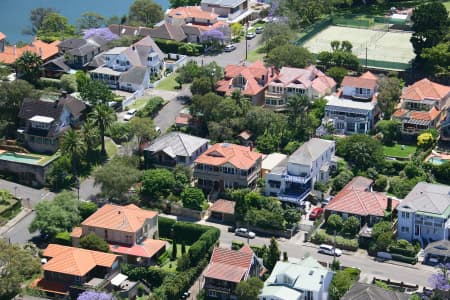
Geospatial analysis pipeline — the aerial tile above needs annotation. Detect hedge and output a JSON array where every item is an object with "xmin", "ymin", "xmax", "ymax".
[
  {"xmin": 54, "ymin": 231, "xmax": 71, "ymax": 246},
  {"xmin": 172, "ymin": 221, "xmax": 210, "ymax": 244},
  {"xmin": 391, "ymin": 253, "xmax": 417, "ymax": 264},
  {"xmin": 232, "ymin": 240, "xmax": 244, "ymax": 250},
  {"xmin": 311, "ymin": 229, "xmax": 359, "ymax": 251},
  {"xmin": 389, "ymin": 245, "xmax": 417, "ymax": 257},
  {"xmin": 154, "ymin": 38, "xmax": 204, "ymax": 56},
  {"xmin": 36, "ymin": 77, "xmax": 62, "ymax": 90},
  {"xmin": 135, "ymin": 97, "xmax": 165, "ymax": 118},
  {"xmin": 158, "ymin": 216, "xmax": 176, "ymax": 239}
]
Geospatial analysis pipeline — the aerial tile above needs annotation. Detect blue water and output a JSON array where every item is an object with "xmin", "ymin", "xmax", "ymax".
[{"xmin": 0, "ymin": 0, "xmax": 170, "ymax": 43}]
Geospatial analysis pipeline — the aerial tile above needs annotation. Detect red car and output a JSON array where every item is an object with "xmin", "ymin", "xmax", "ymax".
[{"xmin": 309, "ymin": 207, "xmax": 324, "ymax": 220}]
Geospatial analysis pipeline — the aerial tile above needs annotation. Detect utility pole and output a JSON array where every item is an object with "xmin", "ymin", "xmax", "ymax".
[
  {"xmin": 365, "ymin": 45, "xmax": 368, "ymax": 69},
  {"xmin": 245, "ymin": 22, "xmax": 248, "ymax": 61},
  {"xmin": 333, "ymin": 229, "xmax": 337, "ymax": 265}
]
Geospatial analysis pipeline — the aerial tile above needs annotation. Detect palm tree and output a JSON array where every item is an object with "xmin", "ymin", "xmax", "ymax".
[
  {"xmin": 14, "ymin": 51, "xmax": 43, "ymax": 84},
  {"xmin": 60, "ymin": 129, "xmax": 86, "ymax": 176},
  {"xmin": 81, "ymin": 119, "xmax": 100, "ymax": 153},
  {"xmin": 89, "ymin": 104, "xmax": 115, "ymax": 156}
]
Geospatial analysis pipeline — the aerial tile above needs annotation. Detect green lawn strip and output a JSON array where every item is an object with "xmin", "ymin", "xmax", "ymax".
[
  {"xmin": 105, "ymin": 139, "xmax": 118, "ymax": 158},
  {"xmin": 161, "ymin": 243, "xmax": 191, "ymax": 272},
  {"xmin": 247, "ymin": 45, "xmax": 266, "ymax": 62},
  {"xmin": 156, "ymin": 73, "xmax": 179, "ymax": 91},
  {"xmin": 128, "ymin": 98, "xmax": 151, "ymax": 110},
  {"xmin": 383, "ymin": 144, "xmax": 417, "ymax": 158}
]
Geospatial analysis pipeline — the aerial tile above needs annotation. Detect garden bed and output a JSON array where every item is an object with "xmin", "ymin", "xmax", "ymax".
[{"xmin": 311, "ymin": 229, "xmax": 359, "ymax": 251}]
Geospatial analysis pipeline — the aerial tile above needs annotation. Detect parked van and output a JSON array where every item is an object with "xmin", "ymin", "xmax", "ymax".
[{"xmin": 318, "ymin": 244, "xmax": 342, "ymax": 256}]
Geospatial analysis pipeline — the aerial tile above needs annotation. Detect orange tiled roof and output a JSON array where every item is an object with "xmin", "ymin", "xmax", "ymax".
[
  {"xmin": 393, "ymin": 108, "xmax": 408, "ymax": 118},
  {"xmin": 204, "ymin": 247, "xmax": 254, "ymax": 283},
  {"xmin": 0, "ymin": 38, "xmax": 60, "ymax": 64},
  {"xmin": 183, "ymin": 20, "xmax": 228, "ymax": 32},
  {"xmin": 110, "ymin": 239, "xmax": 166, "ymax": 258},
  {"xmin": 167, "ymin": 6, "xmax": 218, "ymax": 20},
  {"xmin": 70, "ymin": 226, "xmax": 82, "ymax": 238},
  {"xmin": 402, "ymin": 78, "xmax": 450, "ymax": 102},
  {"xmin": 43, "ymin": 244, "xmax": 118, "ymax": 277},
  {"xmin": 410, "ymin": 107, "xmax": 440, "ymax": 121},
  {"xmin": 82, "ymin": 204, "xmax": 157, "ymax": 233},
  {"xmin": 0, "ymin": 32, "xmax": 5, "ymax": 40},
  {"xmin": 209, "ymin": 199, "xmax": 236, "ymax": 215},
  {"xmin": 195, "ymin": 143, "xmax": 262, "ymax": 170},
  {"xmin": 360, "ymin": 71, "xmax": 378, "ymax": 80},
  {"xmin": 343, "ymin": 176, "xmax": 373, "ymax": 192},
  {"xmin": 341, "ymin": 72, "xmax": 378, "ymax": 90}
]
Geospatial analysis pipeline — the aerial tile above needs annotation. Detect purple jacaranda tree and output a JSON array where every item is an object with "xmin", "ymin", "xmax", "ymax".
[
  {"xmin": 77, "ymin": 291, "xmax": 116, "ymax": 300},
  {"xmin": 429, "ymin": 263, "xmax": 450, "ymax": 299},
  {"xmin": 83, "ymin": 27, "xmax": 119, "ymax": 42},
  {"xmin": 202, "ymin": 29, "xmax": 226, "ymax": 42}
]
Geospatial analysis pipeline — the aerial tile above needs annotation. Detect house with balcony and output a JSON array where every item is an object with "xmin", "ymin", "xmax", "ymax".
[
  {"xmin": 34, "ymin": 244, "xmax": 120, "ymax": 298},
  {"xmin": 57, "ymin": 35, "xmax": 109, "ymax": 69},
  {"xmin": 143, "ymin": 132, "xmax": 209, "ymax": 169},
  {"xmin": 204, "ymin": 246, "xmax": 264, "ymax": 299},
  {"xmin": 324, "ymin": 176, "xmax": 399, "ymax": 227},
  {"xmin": 258, "ymin": 257, "xmax": 334, "ymax": 300},
  {"xmin": 71, "ymin": 204, "xmax": 166, "ymax": 266},
  {"xmin": 264, "ymin": 66, "xmax": 336, "ymax": 111},
  {"xmin": 397, "ymin": 182, "xmax": 450, "ymax": 246},
  {"xmin": 17, "ymin": 93, "xmax": 86, "ymax": 154},
  {"xmin": 200, "ymin": 0, "xmax": 252, "ymax": 23},
  {"xmin": 194, "ymin": 143, "xmax": 262, "ymax": 194},
  {"xmin": 216, "ymin": 61, "xmax": 277, "ymax": 106},
  {"xmin": 392, "ymin": 79, "xmax": 450, "ymax": 137},
  {"xmin": 318, "ymin": 72, "xmax": 380, "ymax": 135},
  {"xmin": 265, "ymin": 138, "xmax": 335, "ymax": 205},
  {"xmin": 90, "ymin": 36, "xmax": 164, "ymax": 92}
]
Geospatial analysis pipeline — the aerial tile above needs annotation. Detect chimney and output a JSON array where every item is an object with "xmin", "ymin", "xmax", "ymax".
[
  {"xmin": 271, "ymin": 66, "xmax": 274, "ymax": 77},
  {"xmin": 387, "ymin": 197, "xmax": 392, "ymax": 212},
  {"xmin": 13, "ymin": 45, "xmax": 16, "ymax": 56},
  {"xmin": 132, "ymin": 46, "xmax": 136, "ymax": 51},
  {"xmin": 39, "ymin": 47, "xmax": 43, "ymax": 57},
  {"xmin": 249, "ymin": 142, "xmax": 253, "ymax": 152}
]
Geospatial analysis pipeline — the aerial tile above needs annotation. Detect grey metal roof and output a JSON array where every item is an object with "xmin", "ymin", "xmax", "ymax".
[
  {"xmin": 150, "ymin": 22, "xmax": 187, "ymax": 42},
  {"xmin": 424, "ymin": 240, "xmax": 450, "ymax": 257},
  {"xmin": 398, "ymin": 182, "xmax": 450, "ymax": 217},
  {"xmin": 119, "ymin": 66, "xmax": 147, "ymax": 85},
  {"xmin": 201, "ymin": 0, "xmax": 245, "ymax": 8},
  {"xmin": 145, "ymin": 132, "xmax": 209, "ymax": 157},
  {"xmin": 342, "ymin": 283, "xmax": 409, "ymax": 300},
  {"xmin": 288, "ymin": 138, "xmax": 335, "ymax": 166}
]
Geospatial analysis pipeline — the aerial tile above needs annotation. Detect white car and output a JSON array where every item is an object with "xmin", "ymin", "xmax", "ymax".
[
  {"xmin": 246, "ymin": 32, "xmax": 256, "ymax": 39},
  {"xmin": 155, "ymin": 126, "xmax": 162, "ymax": 135},
  {"xmin": 235, "ymin": 228, "xmax": 256, "ymax": 239},
  {"xmin": 318, "ymin": 244, "xmax": 342, "ymax": 256},
  {"xmin": 255, "ymin": 26, "xmax": 264, "ymax": 34},
  {"xmin": 123, "ymin": 114, "xmax": 134, "ymax": 121},
  {"xmin": 224, "ymin": 44, "xmax": 236, "ymax": 52}
]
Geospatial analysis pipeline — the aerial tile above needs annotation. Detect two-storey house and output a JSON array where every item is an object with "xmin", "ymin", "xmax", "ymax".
[
  {"xmin": 57, "ymin": 36, "xmax": 109, "ymax": 69},
  {"xmin": 17, "ymin": 93, "xmax": 86, "ymax": 154},
  {"xmin": 258, "ymin": 257, "xmax": 334, "ymax": 300},
  {"xmin": 35, "ymin": 244, "xmax": 120, "ymax": 297},
  {"xmin": 392, "ymin": 79, "xmax": 450, "ymax": 137},
  {"xmin": 194, "ymin": 143, "xmax": 262, "ymax": 193},
  {"xmin": 200, "ymin": 0, "xmax": 251, "ymax": 22},
  {"xmin": 265, "ymin": 138, "xmax": 335, "ymax": 205},
  {"xmin": 325, "ymin": 176, "xmax": 399, "ymax": 227},
  {"xmin": 90, "ymin": 36, "xmax": 164, "ymax": 92},
  {"xmin": 144, "ymin": 132, "xmax": 209, "ymax": 169},
  {"xmin": 397, "ymin": 182, "xmax": 450, "ymax": 246},
  {"xmin": 71, "ymin": 204, "xmax": 166, "ymax": 266},
  {"xmin": 319, "ymin": 72, "xmax": 380, "ymax": 135},
  {"xmin": 264, "ymin": 66, "xmax": 336, "ymax": 111},
  {"xmin": 204, "ymin": 246, "xmax": 264, "ymax": 299},
  {"xmin": 216, "ymin": 61, "xmax": 277, "ymax": 106}
]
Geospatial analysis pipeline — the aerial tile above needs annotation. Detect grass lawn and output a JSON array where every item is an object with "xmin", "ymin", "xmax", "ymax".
[
  {"xmin": 128, "ymin": 97, "xmax": 150, "ymax": 110},
  {"xmin": 161, "ymin": 243, "xmax": 191, "ymax": 272},
  {"xmin": 247, "ymin": 45, "xmax": 266, "ymax": 62},
  {"xmin": 383, "ymin": 144, "xmax": 417, "ymax": 158},
  {"xmin": 156, "ymin": 73, "xmax": 180, "ymax": 91},
  {"xmin": 105, "ymin": 139, "xmax": 118, "ymax": 158}
]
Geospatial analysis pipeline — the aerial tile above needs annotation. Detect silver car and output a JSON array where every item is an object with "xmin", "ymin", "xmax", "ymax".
[{"xmin": 235, "ymin": 228, "xmax": 256, "ymax": 238}]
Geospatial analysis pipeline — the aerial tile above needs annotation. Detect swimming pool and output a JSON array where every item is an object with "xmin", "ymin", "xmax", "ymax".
[
  {"xmin": 0, "ymin": 152, "xmax": 42, "ymax": 164},
  {"xmin": 427, "ymin": 156, "xmax": 449, "ymax": 165}
]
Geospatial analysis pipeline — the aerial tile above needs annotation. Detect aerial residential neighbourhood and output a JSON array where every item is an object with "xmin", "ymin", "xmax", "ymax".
[{"xmin": 0, "ymin": 0, "xmax": 450, "ymax": 300}]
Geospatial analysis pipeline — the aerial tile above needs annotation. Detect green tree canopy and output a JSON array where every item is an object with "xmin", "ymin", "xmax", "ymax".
[
  {"xmin": 77, "ymin": 12, "xmax": 106, "ymax": 29},
  {"xmin": 27, "ymin": 7, "xmax": 56, "ymax": 35},
  {"xmin": 38, "ymin": 12, "xmax": 76, "ymax": 41},
  {"xmin": 266, "ymin": 44, "xmax": 315, "ymax": 69},
  {"xmin": 128, "ymin": 0, "xmax": 164, "ymax": 27},
  {"xmin": 190, "ymin": 77, "xmax": 213, "ymax": 95},
  {"xmin": 80, "ymin": 80, "xmax": 114, "ymax": 106},
  {"xmin": 332, "ymin": 169, "xmax": 354, "ymax": 193},
  {"xmin": 130, "ymin": 117, "xmax": 157, "ymax": 148},
  {"xmin": 377, "ymin": 76, "xmax": 402, "ymax": 120},
  {"xmin": 337, "ymin": 135, "xmax": 384, "ymax": 172},
  {"xmin": 264, "ymin": 237, "xmax": 281, "ymax": 272},
  {"xmin": 420, "ymin": 41, "xmax": 450, "ymax": 82},
  {"xmin": 342, "ymin": 216, "xmax": 360, "ymax": 237},
  {"xmin": 329, "ymin": 268, "xmax": 360, "ymax": 300},
  {"xmin": 89, "ymin": 104, "xmax": 116, "ymax": 155},
  {"xmin": 60, "ymin": 129, "xmax": 86, "ymax": 176},
  {"xmin": 79, "ymin": 201, "xmax": 98, "ymax": 221},
  {"xmin": 326, "ymin": 67, "xmax": 348, "ymax": 85},
  {"xmin": 181, "ymin": 187, "xmax": 206, "ymax": 211},
  {"xmin": 235, "ymin": 276, "xmax": 264, "ymax": 300},
  {"xmin": 80, "ymin": 232, "xmax": 111, "ymax": 252},
  {"xmin": 375, "ymin": 120, "xmax": 400, "ymax": 145},
  {"xmin": 94, "ymin": 156, "xmax": 141, "ymax": 201},
  {"xmin": 327, "ymin": 214, "xmax": 343, "ymax": 233},
  {"xmin": 141, "ymin": 168, "xmax": 176, "ymax": 199},
  {"xmin": 14, "ymin": 51, "xmax": 43, "ymax": 84},
  {"xmin": 29, "ymin": 191, "xmax": 81, "ymax": 237}
]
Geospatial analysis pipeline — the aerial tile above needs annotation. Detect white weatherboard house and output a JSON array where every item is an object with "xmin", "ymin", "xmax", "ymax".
[
  {"xmin": 265, "ymin": 138, "xmax": 335, "ymax": 205},
  {"xmin": 397, "ymin": 182, "xmax": 450, "ymax": 245},
  {"xmin": 258, "ymin": 257, "xmax": 334, "ymax": 300}
]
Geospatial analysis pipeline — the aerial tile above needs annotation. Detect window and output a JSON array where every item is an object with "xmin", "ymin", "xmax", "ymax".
[
  {"xmin": 415, "ymin": 225, "xmax": 420, "ymax": 236},
  {"xmin": 208, "ymin": 290, "xmax": 217, "ymax": 297},
  {"xmin": 401, "ymin": 212, "xmax": 410, "ymax": 218},
  {"xmin": 401, "ymin": 226, "xmax": 409, "ymax": 233}
]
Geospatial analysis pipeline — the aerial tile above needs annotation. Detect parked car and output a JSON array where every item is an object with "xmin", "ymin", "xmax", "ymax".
[
  {"xmin": 309, "ymin": 207, "xmax": 324, "ymax": 220},
  {"xmin": 124, "ymin": 108, "xmax": 137, "ymax": 121},
  {"xmin": 255, "ymin": 26, "xmax": 264, "ymax": 34},
  {"xmin": 318, "ymin": 244, "xmax": 342, "ymax": 256},
  {"xmin": 224, "ymin": 44, "xmax": 236, "ymax": 52},
  {"xmin": 235, "ymin": 227, "xmax": 255, "ymax": 239},
  {"xmin": 155, "ymin": 126, "xmax": 162, "ymax": 135},
  {"xmin": 321, "ymin": 196, "xmax": 334, "ymax": 207},
  {"xmin": 181, "ymin": 291, "xmax": 191, "ymax": 299},
  {"xmin": 246, "ymin": 32, "xmax": 256, "ymax": 39}
]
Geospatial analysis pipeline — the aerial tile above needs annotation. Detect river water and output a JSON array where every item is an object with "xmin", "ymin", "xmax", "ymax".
[{"xmin": 0, "ymin": 0, "xmax": 170, "ymax": 43}]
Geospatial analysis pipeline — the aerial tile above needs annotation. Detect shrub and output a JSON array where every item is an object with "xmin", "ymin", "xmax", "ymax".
[
  {"xmin": 311, "ymin": 230, "xmax": 358, "ymax": 251},
  {"xmin": 157, "ymin": 251, "xmax": 169, "ymax": 266},
  {"xmin": 329, "ymin": 267, "xmax": 360, "ymax": 300},
  {"xmin": 181, "ymin": 187, "xmax": 206, "ymax": 211},
  {"xmin": 341, "ymin": 216, "xmax": 360, "ymax": 237},
  {"xmin": 36, "ymin": 77, "xmax": 62, "ymax": 90},
  {"xmin": 327, "ymin": 214, "xmax": 343, "ymax": 233},
  {"xmin": 172, "ymin": 222, "xmax": 210, "ymax": 244},
  {"xmin": 54, "ymin": 231, "xmax": 71, "ymax": 246},
  {"xmin": 80, "ymin": 233, "xmax": 110, "ymax": 252},
  {"xmin": 232, "ymin": 240, "xmax": 244, "ymax": 250},
  {"xmin": 159, "ymin": 216, "xmax": 176, "ymax": 239},
  {"xmin": 389, "ymin": 239, "xmax": 417, "ymax": 257},
  {"xmin": 373, "ymin": 175, "xmax": 388, "ymax": 192},
  {"xmin": 391, "ymin": 253, "xmax": 417, "ymax": 264},
  {"xmin": 135, "ymin": 97, "xmax": 165, "ymax": 118}
]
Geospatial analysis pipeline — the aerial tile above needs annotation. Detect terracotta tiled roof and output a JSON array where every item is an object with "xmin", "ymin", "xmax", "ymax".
[
  {"xmin": 43, "ymin": 244, "xmax": 118, "ymax": 277},
  {"xmin": 0, "ymin": 32, "xmax": 5, "ymax": 40},
  {"xmin": 70, "ymin": 226, "xmax": 82, "ymax": 238},
  {"xmin": 195, "ymin": 143, "xmax": 262, "ymax": 170},
  {"xmin": 392, "ymin": 109, "xmax": 408, "ymax": 118},
  {"xmin": 109, "ymin": 239, "xmax": 166, "ymax": 258},
  {"xmin": 82, "ymin": 204, "xmax": 157, "ymax": 233},
  {"xmin": 183, "ymin": 20, "xmax": 228, "ymax": 32},
  {"xmin": 402, "ymin": 78, "xmax": 450, "ymax": 102},
  {"xmin": 167, "ymin": 6, "xmax": 218, "ymax": 20},
  {"xmin": 410, "ymin": 107, "xmax": 440, "ymax": 121},
  {"xmin": 238, "ymin": 130, "xmax": 252, "ymax": 140},
  {"xmin": 312, "ymin": 75, "xmax": 337, "ymax": 95},
  {"xmin": 209, "ymin": 199, "xmax": 236, "ymax": 215},
  {"xmin": 204, "ymin": 247, "xmax": 254, "ymax": 283},
  {"xmin": 341, "ymin": 72, "xmax": 378, "ymax": 90},
  {"xmin": 0, "ymin": 38, "xmax": 59, "ymax": 64},
  {"xmin": 325, "ymin": 177, "xmax": 399, "ymax": 217}
]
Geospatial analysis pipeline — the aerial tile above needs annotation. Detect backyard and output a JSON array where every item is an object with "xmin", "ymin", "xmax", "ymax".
[
  {"xmin": 383, "ymin": 144, "xmax": 417, "ymax": 158},
  {"xmin": 156, "ymin": 73, "xmax": 179, "ymax": 91},
  {"xmin": 161, "ymin": 243, "xmax": 191, "ymax": 271}
]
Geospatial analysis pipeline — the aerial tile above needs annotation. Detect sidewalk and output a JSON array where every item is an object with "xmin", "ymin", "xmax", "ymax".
[
  {"xmin": 0, "ymin": 207, "xmax": 33, "ymax": 237},
  {"xmin": 187, "ymin": 270, "xmax": 206, "ymax": 300}
]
